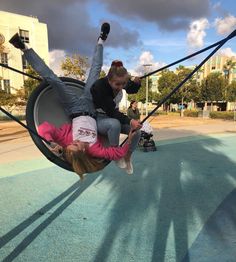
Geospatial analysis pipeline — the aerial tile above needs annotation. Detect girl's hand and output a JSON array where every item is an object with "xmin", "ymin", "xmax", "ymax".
[
  {"xmin": 50, "ymin": 142, "xmax": 63, "ymax": 155},
  {"xmin": 127, "ymin": 129, "xmax": 137, "ymax": 144}
]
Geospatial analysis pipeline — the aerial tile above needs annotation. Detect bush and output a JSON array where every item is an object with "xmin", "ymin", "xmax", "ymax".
[
  {"xmin": 0, "ymin": 114, "xmax": 26, "ymax": 121},
  {"xmin": 183, "ymin": 110, "xmax": 199, "ymax": 117},
  {"xmin": 209, "ymin": 111, "xmax": 234, "ymax": 120}
]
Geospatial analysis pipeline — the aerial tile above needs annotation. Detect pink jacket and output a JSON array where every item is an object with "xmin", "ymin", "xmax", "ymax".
[{"xmin": 38, "ymin": 121, "xmax": 129, "ymax": 161}]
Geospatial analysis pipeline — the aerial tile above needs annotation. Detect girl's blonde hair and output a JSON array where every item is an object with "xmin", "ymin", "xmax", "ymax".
[{"xmin": 64, "ymin": 147, "xmax": 107, "ymax": 180}]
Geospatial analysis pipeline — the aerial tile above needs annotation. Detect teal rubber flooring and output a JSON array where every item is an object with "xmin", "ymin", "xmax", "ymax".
[{"xmin": 1, "ymin": 133, "xmax": 236, "ymax": 262}]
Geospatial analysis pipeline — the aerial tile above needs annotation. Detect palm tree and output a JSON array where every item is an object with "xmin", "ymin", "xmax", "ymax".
[
  {"xmin": 223, "ymin": 59, "xmax": 236, "ymax": 84},
  {"xmin": 223, "ymin": 59, "xmax": 236, "ymax": 100}
]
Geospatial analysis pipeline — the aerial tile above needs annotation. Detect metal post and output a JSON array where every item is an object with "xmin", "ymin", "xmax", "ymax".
[
  {"xmin": 143, "ymin": 64, "xmax": 152, "ymax": 117},
  {"xmin": 234, "ymin": 101, "xmax": 236, "ymax": 122},
  {"xmin": 146, "ymin": 76, "xmax": 148, "ymax": 116}
]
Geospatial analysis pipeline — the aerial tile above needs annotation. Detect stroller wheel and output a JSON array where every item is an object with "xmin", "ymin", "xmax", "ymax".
[{"xmin": 143, "ymin": 139, "xmax": 157, "ymax": 152}]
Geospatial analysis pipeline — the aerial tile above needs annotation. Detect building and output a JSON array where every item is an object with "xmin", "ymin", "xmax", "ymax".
[
  {"xmin": 200, "ymin": 54, "xmax": 236, "ymax": 83},
  {"xmin": 149, "ymin": 73, "xmax": 160, "ymax": 93},
  {"xmin": 0, "ymin": 11, "xmax": 49, "ymax": 94}
]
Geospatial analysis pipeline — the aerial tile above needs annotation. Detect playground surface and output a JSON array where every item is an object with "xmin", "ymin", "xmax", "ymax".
[{"xmin": 0, "ymin": 116, "xmax": 236, "ymax": 262}]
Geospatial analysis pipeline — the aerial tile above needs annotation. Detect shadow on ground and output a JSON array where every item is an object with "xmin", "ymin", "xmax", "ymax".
[{"xmin": 1, "ymin": 131, "xmax": 236, "ymax": 262}]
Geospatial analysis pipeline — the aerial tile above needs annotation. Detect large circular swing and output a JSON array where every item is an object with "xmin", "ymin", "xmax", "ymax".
[{"xmin": 25, "ymin": 77, "xmax": 109, "ymax": 172}]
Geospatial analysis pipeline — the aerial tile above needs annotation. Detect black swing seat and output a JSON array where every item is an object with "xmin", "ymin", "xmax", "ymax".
[{"xmin": 26, "ymin": 77, "xmax": 109, "ymax": 172}]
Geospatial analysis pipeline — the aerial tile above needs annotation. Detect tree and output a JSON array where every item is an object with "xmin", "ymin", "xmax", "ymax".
[
  {"xmin": 223, "ymin": 59, "xmax": 236, "ymax": 84},
  {"xmin": 176, "ymin": 66, "xmax": 199, "ymax": 101},
  {"xmin": 176, "ymin": 65, "xmax": 200, "ymax": 114},
  {"xmin": 99, "ymin": 70, "xmax": 106, "ymax": 78},
  {"xmin": 151, "ymin": 91, "xmax": 162, "ymax": 103},
  {"xmin": 226, "ymin": 81, "xmax": 236, "ymax": 102},
  {"xmin": 223, "ymin": 59, "xmax": 236, "ymax": 99},
  {"xmin": 0, "ymin": 43, "xmax": 17, "ymax": 113},
  {"xmin": 128, "ymin": 77, "xmax": 152, "ymax": 103},
  {"xmin": 0, "ymin": 44, "xmax": 4, "ymax": 54},
  {"xmin": 200, "ymin": 72, "xmax": 226, "ymax": 110},
  {"xmin": 158, "ymin": 69, "xmax": 179, "ymax": 110},
  {"xmin": 0, "ymin": 90, "xmax": 17, "ymax": 113},
  {"xmin": 61, "ymin": 54, "xmax": 89, "ymax": 80},
  {"xmin": 227, "ymin": 81, "xmax": 236, "ymax": 119},
  {"xmin": 21, "ymin": 65, "xmax": 41, "ymax": 103}
]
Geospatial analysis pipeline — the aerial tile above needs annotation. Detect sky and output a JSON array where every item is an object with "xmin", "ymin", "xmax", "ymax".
[{"xmin": 1, "ymin": 0, "xmax": 236, "ymax": 76}]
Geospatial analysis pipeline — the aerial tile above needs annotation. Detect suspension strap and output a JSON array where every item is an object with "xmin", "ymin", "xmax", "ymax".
[
  {"xmin": 0, "ymin": 62, "xmax": 42, "ymax": 81},
  {"xmin": 0, "ymin": 106, "xmax": 51, "ymax": 145},
  {"xmin": 0, "ymin": 63, "xmax": 46, "ymax": 144}
]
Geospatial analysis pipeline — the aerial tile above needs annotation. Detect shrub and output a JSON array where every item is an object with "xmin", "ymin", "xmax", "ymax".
[
  {"xmin": 209, "ymin": 111, "xmax": 234, "ymax": 120},
  {"xmin": 183, "ymin": 110, "xmax": 199, "ymax": 117},
  {"xmin": 0, "ymin": 114, "xmax": 26, "ymax": 121}
]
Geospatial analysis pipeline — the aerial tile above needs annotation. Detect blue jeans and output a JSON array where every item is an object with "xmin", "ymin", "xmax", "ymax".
[
  {"xmin": 23, "ymin": 44, "xmax": 103, "ymax": 117},
  {"xmin": 97, "ymin": 114, "xmax": 141, "ymax": 152}
]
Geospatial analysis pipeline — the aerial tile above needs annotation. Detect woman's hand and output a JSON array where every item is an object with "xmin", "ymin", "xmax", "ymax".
[
  {"xmin": 130, "ymin": 119, "xmax": 142, "ymax": 130},
  {"xmin": 132, "ymin": 76, "xmax": 141, "ymax": 85}
]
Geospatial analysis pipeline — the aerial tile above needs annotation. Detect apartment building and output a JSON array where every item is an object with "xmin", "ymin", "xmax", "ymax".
[
  {"xmin": 200, "ymin": 54, "xmax": 236, "ymax": 83},
  {"xmin": 0, "ymin": 10, "xmax": 49, "ymax": 93}
]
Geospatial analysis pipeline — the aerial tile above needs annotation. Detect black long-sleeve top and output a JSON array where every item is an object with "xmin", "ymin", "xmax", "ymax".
[{"xmin": 90, "ymin": 77, "xmax": 141, "ymax": 125}]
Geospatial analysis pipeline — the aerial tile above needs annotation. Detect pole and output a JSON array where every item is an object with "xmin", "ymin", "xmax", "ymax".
[
  {"xmin": 143, "ymin": 64, "xmax": 152, "ymax": 117},
  {"xmin": 234, "ymin": 101, "xmax": 236, "ymax": 122},
  {"xmin": 146, "ymin": 76, "xmax": 148, "ymax": 116}
]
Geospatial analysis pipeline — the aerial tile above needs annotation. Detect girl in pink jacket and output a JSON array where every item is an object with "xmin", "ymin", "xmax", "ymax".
[{"xmin": 38, "ymin": 121, "xmax": 133, "ymax": 161}]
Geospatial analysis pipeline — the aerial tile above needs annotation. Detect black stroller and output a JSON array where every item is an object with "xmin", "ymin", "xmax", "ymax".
[{"xmin": 138, "ymin": 122, "xmax": 157, "ymax": 152}]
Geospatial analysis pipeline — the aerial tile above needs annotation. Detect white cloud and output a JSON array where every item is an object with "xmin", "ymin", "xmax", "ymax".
[
  {"xmin": 49, "ymin": 49, "xmax": 67, "ymax": 76},
  {"xmin": 187, "ymin": 18, "xmax": 210, "ymax": 48},
  {"xmin": 218, "ymin": 47, "xmax": 236, "ymax": 58},
  {"xmin": 212, "ymin": 1, "xmax": 221, "ymax": 10},
  {"xmin": 143, "ymin": 38, "xmax": 185, "ymax": 48},
  {"xmin": 101, "ymin": 65, "xmax": 110, "ymax": 74},
  {"xmin": 129, "ymin": 51, "xmax": 166, "ymax": 76},
  {"xmin": 214, "ymin": 15, "xmax": 236, "ymax": 35}
]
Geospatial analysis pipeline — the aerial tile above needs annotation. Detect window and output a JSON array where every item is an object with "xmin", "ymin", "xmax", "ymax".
[
  {"xmin": 19, "ymin": 29, "xmax": 29, "ymax": 43},
  {"xmin": 1, "ymin": 53, "xmax": 8, "ymax": 65},
  {"xmin": 211, "ymin": 66, "xmax": 216, "ymax": 70},
  {"xmin": 3, "ymin": 79, "xmax": 11, "ymax": 93},
  {"xmin": 22, "ymin": 55, "xmax": 29, "ymax": 69}
]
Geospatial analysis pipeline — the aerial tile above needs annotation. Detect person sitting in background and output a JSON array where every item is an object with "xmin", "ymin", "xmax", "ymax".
[{"xmin": 127, "ymin": 100, "xmax": 140, "ymax": 120}]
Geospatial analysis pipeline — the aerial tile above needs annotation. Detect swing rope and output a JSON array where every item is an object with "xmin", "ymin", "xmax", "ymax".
[
  {"xmin": 0, "ymin": 106, "xmax": 51, "ymax": 145},
  {"xmin": 0, "ymin": 62, "xmax": 42, "ymax": 81}
]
